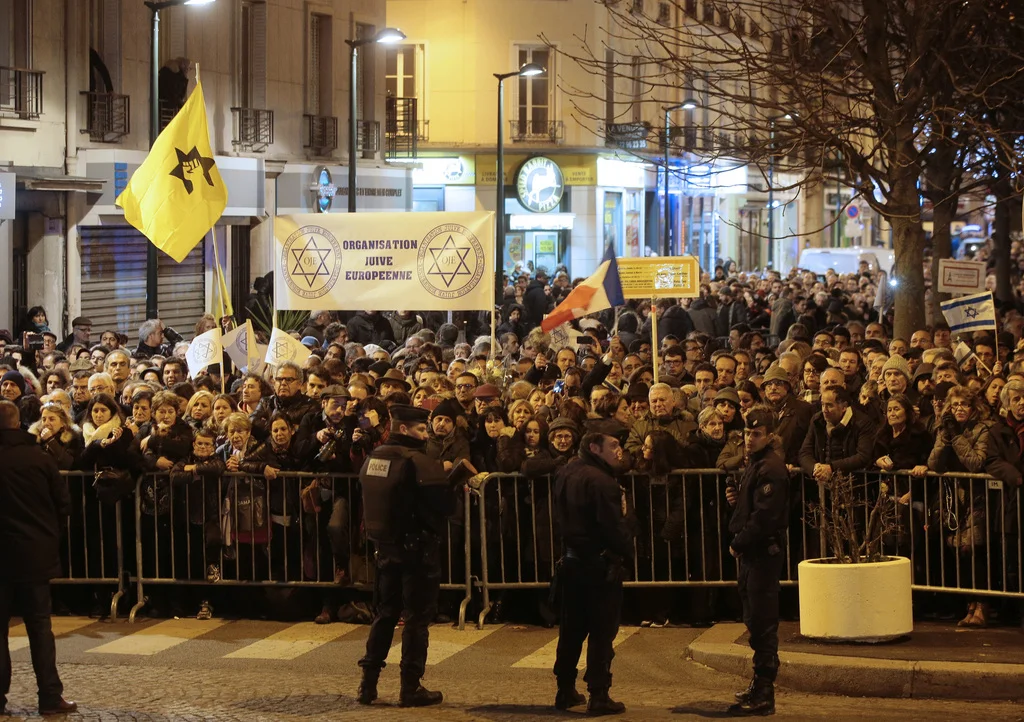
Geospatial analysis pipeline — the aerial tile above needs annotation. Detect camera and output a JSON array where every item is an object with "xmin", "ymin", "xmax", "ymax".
[
  {"xmin": 163, "ymin": 327, "xmax": 184, "ymax": 345},
  {"xmin": 22, "ymin": 332, "xmax": 44, "ymax": 351}
]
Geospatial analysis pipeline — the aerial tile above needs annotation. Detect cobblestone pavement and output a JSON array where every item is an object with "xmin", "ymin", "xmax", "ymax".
[{"xmin": 4, "ymin": 617, "xmax": 1023, "ymax": 721}]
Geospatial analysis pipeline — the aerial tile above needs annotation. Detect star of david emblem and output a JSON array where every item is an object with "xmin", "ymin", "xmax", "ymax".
[
  {"xmin": 272, "ymin": 338, "xmax": 296, "ymax": 362},
  {"xmin": 965, "ymin": 307, "xmax": 979, "ymax": 319},
  {"xmin": 237, "ymin": 330, "xmax": 248, "ymax": 354},
  {"xmin": 426, "ymin": 235, "xmax": 473, "ymax": 289},
  {"xmin": 193, "ymin": 340, "xmax": 217, "ymax": 361},
  {"xmin": 169, "ymin": 146, "xmax": 217, "ymax": 194},
  {"xmin": 290, "ymin": 236, "xmax": 333, "ymax": 289}
]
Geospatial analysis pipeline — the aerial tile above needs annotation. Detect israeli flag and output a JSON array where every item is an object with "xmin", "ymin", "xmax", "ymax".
[{"xmin": 940, "ymin": 291, "xmax": 996, "ymax": 333}]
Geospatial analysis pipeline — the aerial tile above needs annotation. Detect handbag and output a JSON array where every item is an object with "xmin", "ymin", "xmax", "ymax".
[
  {"xmin": 225, "ymin": 478, "xmax": 270, "ymax": 545},
  {"xmin": 93, "ymin": 468, "xmax": 134, "ymax": 505}
]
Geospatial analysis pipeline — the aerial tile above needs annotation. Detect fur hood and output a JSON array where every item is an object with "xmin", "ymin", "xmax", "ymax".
[{"xmin": 28, "ymin": 419, "xmax": 82, "ymax": 445}]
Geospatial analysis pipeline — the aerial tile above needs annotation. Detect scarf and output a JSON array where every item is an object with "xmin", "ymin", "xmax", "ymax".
[{"xmin": 83, "ymin": 416, "xmax": 122, "ymax": 445}]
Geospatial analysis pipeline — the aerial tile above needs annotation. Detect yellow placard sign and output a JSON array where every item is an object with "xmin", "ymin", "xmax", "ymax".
[{"xmin": 617, "ymin": 256, "xmax": 701, "ymax": 299}]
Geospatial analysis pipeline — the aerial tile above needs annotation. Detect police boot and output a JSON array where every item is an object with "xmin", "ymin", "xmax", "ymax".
[
  {"xmin": 586, "ymin": 688, "xmax": 626, "ymax": 716},
  {"xmin": 399, "ymin": 684, "xmax": 444, "ymax": 708},
  {"xmin": 356, "ymin": 669, "xmax": 379, "ymax": 705},
  {"xmin": 554, "ymin": 680, "xmax": 587, "ymax": 710},
  {"xmin": 727, "ymin": 677, "xmax": 775, "ymax": 716},
  {"xmin": 734, "ymin": 675, "xmax": 757, "ymax": 703}
]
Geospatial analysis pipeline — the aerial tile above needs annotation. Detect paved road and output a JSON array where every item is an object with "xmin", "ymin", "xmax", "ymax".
[{"xmin": 4, "ymin": 617, "xmax": 1023, "ymax": 721}]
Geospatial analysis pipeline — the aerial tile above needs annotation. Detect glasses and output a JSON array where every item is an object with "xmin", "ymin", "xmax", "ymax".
[
  {"xmin": 949, "ymin": 401, "xmax": 970, "ymax": 410},
  {"xmin": 551, "ymin": 433, "xmax": 575, "ymax": 442}
]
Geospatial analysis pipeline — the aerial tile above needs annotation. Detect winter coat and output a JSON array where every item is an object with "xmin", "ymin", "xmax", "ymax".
[
  {"xmin": 799, "ymin": 408, "xmax": 874, "ymax": 476},
  {"xmin": 0, "ymin": 428, "xmax": 71, "ymax": 583},
  {"xmin": 522, "ymin": 280, "xmax": 552, "ymax": 326},
  {"xmin": 170, "ymin": 453, "xmax": 226, "ymax": 526},
  {"xmin": 658, "ymin": 304, "xmax": 695, "ymax": 343},
  {"xmin": 770, "ymin": 297, "xmax": 795, "ymax": 340},
  {"xmin": 871, "ymin": 423, "xmax": 932, "ymax": 472},
  {"xmin": 28, "ymin": 420, "xmax": 84, "ymax": 470},
  {"xmin": 687, "ymin": 298, "xmax": 719, "ymax": 337},
  {"xmin": 80, "ymin": 417, "xmax": 137, "ymax": 471},
  {"xmin": 389, "ymin": 313, "xmax": 423, "ymax": 345},
  {"xmin": 625, "ymin": 409, "xmax": 697, "ymax": 458},
  {"xmin": 929, "ymin": 417, "xmax": 991, "ymax": 474},
  {"xmin": 347, "ymin": 311, "xmax": 396, "ymax": 346}
]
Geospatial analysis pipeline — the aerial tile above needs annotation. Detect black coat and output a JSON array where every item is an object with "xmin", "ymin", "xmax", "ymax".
[
  {"xmin": 554, "ymin": 449, "xmax": 635, "ymax": 558},
  {"xmin": 0, "ymin": 429, "xmax": 71, "ymax": 583},
  {"xmin": 347, "ymin": 312, "xmax": 396, "ymax": 346},
  {"xmin": 522, "ymin": 280, "xmax": 551, "ymax": 326},
  {"xmin": 658, "ymin": 304, "xmax": 694, "ymax": 343},
  {"xmin": 799, "ymin": 409, "xmax": 874, "ymax": 476}
]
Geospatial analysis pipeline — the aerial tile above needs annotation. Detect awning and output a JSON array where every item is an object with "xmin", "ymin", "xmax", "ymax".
[{"xmin": 15, "ymin": 172, "xmax": 106, "ymax": 193}]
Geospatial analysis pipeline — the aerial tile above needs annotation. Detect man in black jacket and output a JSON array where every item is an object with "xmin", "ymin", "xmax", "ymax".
[
  {"xmin": 725, "ymin": 406, "xmax": 789, "ymax": 716},
  {"xmin": 0, "ymin": 401, "xmax": 77, "ymax": 716},
  {"xmin": 522, "ymin": 271, "xmax": 552, "ymax": 328},
  {"xmin": 552, "ymin": 432, "xmax": 635, "ymax": 716},
  {"xmin": 251, "ymin": 362, "xmax": 318, "ymax": 441},
  {"xmin": 347, "ymin": 311, "xmax": 396, "ymax": 346}
]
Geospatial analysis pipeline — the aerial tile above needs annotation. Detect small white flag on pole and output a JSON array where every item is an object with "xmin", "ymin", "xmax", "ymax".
[
  {"xmin": 264, "ymin": 327, "xmax": 311, "ymax": 367},
  {"xmin": 185, "ymin": 327, "xmax": 222, "ymax": 377},
  {"xmin": 223, "ymin": 320, "xmax": 258, "ymax": 372},
  {"xmin": 940, "ymin": 291, "xmax": 996, "ymax": 334}
]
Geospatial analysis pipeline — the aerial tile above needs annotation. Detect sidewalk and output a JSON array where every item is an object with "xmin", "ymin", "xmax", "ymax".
[{"xmin": 686, "ymin": 621, "xmax": 1024, "ymax": 702}]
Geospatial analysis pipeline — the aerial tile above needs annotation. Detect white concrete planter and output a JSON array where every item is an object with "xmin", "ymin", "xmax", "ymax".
[{"xmin": 798, "ymin": 556, "xmax": 913, "ymax": 642}]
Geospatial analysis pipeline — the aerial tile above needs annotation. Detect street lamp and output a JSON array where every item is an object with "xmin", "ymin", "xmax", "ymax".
[
  {"xmin": 346, "ymin": 27, "xmax": 406, "ymax": 213},
  {"xmin": 766, "ymin": 113, "xmax": 791, "ymax": 269},
  {"xmin": 662, "ymin": 99, "xmax": 698, "ymax": 257},
  {"xmin": 144, "ymin": 0, "xmax": 218, "ymax": 321},
  {"xmin": 494, "ymin": 62, "xmax": 545, "ymax": 301}
]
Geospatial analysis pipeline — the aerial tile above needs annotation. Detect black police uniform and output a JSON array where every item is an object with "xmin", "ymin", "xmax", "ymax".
[
  {"xmin": 552, "ymin": 445, "xmax": 635, "ymax": 715},
  {"xmin": 728, "ymin": 438, "xmax": 790, "ymax": 715},
  {"xmin": 356, "ymin": 406, "xmax": 454, "ymax": 708}
]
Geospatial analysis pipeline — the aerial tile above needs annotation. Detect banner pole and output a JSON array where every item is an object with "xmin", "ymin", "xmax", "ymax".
[{"xmin": 651, "ymin": 296, "xmax": 659, "ymax": 383}]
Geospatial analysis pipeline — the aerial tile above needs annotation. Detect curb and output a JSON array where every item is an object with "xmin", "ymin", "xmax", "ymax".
[{"xmin": 686, "ymin": 623, "xmax": 1024, "ymax": 702}]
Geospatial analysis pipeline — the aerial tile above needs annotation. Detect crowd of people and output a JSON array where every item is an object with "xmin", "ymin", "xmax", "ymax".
[{"xmin": 0, "ymin": 254, "xmax": 1021, "ymax": 628}]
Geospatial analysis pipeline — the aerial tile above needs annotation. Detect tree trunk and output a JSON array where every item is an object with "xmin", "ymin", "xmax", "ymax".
[
  {"xmin": 929, "ymin": 197, "xmax": 956, "ymax": 324},
  {"xmin": 891, "ymin": 176, "xmax": 926, "ymax": 341},
  {"xmin": 991, "ymin": 183, "xmax": 1017, "ymax": 305}
]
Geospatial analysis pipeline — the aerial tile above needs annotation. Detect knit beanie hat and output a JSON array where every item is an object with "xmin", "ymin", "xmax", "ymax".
[
  {"xmin": 1, "ymin": 370, "xmax": 26, "ymax": 396},
  {"xmin": 431, "ymin": 397, "xmax": 465, "ymax": 422},
  {"xmin": 881, "ymin": 354, "xmax": 911, "ymax": 381}
]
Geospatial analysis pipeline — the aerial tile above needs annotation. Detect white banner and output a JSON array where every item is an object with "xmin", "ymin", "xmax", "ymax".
[
  {"xmin": 265, "ymin": 328, "xmax": 311, "ymax": 367},
  {"xmin": 185, "ymin": 327, "xmax": 222, "ymax": 377},
  {"xmin": 222, "ymin": 320, "xmax": 259, "ymax": 372},
  {"xmin": 274, "ymin": 212, "xmax": 494, "ymax": 311}
]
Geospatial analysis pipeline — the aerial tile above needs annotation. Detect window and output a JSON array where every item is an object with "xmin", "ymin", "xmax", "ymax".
[
  {"xmin": 307, "ymin": 12, "xmax": 332, "ymax": 115},
  {"xmin": 517, "ymin": 46, "xmax": 551, "ymax": 136},
  {"xmin": 684, "ymin": 0, "xmax": 697, "ymax": 18},
  {"xmin": 630, "ymin": 56, "xmax": 643, "ymax": 123},
  {"xmin": 657, "ymin": 2, "xmax": 671, "ymax": 25},
  {"xmin": 702, "ymin": 0, "xmax": 715, "ymax": 23},
  {"xmin": 385, "ymin": 44, "xmax": 422, "ymax": 99},
  {"xmin": 88, "ymin": 0, "xmax": 121, "ymax": 93},
  {"xmin": 1, "ymin": 0, "xmax": 35, "ymax": 118},
  {"xmin": 240, "ymin": 0, "xmax": 267, "ymax": 109}
]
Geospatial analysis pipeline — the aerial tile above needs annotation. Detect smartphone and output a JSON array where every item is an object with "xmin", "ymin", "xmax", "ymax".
[
  {"xmin": 22, "ymin": 332, "xmax": 43, "ymax": 351},
  {"xmin": 553, "ymin": 379, "xmax": 565, "ymax": 395}
]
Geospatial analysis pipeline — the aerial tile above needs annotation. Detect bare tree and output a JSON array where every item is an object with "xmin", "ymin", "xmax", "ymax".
[{"xmin": 554, "ymin": 0, "xmax": 1023, "ymax": 339}]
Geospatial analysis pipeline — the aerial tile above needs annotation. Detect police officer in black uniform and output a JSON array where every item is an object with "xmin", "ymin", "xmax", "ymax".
[
  {"xmin": 725, "ymin": 406, "xmax": 790, "ymax": 716},
  {"xmin": 356, "ymin": 405, "xmax": 455, "ymax": 707},
  {"xmin": 552, "ymin": 431, "xmax": 635, "ymax": 716}
]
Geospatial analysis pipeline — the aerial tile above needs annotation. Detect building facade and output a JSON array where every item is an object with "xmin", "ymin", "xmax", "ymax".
[{"xmin": 0, "ymin": 0, "xmax": 409, "ymax": 340}]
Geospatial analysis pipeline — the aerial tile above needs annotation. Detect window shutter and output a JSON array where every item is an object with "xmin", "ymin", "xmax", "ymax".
[
  {"xmin": 250, "ymin": 1, "xmax": 267, "ymax": 109},
  {"xmin": 102, "ymin": 0, "xmax": 121, "ymax": 91}
]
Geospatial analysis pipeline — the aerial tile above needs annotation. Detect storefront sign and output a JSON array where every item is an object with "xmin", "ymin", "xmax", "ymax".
[
  {"xmin": 312, "ymin": 166, "xmax": 336, "ymax": 212},
  {"xmin": 412, "ymin": 157, "xmax": 476, "ymax": 185},
  {"xmin": 938, "ymin": 259, "xmax": 986, "ymax": 294},
  {"xmin": 477, "ymin": 154, "xmax": 597, "ymax": 186},
  {"xmin": 617, "ymin": 256, "xmax": 700, "ymax": 299},
  {"xmin": 0, "ymin": 172, "xmax": 16, "ymax": 220},
  {"xmin": 516, "ymin": 157, "xmax": 564, "ymax": 213}
]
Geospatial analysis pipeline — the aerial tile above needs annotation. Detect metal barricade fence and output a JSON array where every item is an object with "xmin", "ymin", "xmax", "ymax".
[
  {"xmin": 472, "ymin": 469, "xmax": 1023, "ymax": 626},
  {"xmin": 54, "ymin": 471, "xmax": 127, "ymax": 620},
  {"xmin": 129, "ymin": 472, "xmax": 474, "ymax": 627}
]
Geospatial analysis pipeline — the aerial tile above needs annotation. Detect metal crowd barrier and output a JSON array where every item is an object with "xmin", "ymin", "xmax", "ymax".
[
  {"xmin": 54, "ymin": 472, "xmax": 127, "ymax": 620},
  {"xmin": 471, "ymin": 469, "xmax": 1023, "ymax": 626},
  {"xmin": 128, "ymin": 472, "xmax": 474, "ymax": 627}
]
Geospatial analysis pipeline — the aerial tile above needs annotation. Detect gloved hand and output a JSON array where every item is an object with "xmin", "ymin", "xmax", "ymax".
[{"xmin": 941, "ymin": 412, "xmax": 959, "ymax": 439}]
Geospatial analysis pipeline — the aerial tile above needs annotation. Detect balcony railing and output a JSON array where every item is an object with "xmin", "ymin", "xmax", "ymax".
[
  {"xmin": 356, "ymin": 120, "xmax": 380, "ymax": 154},
  {"xmin": 417, "ymin": 119, "xmax": 430, "ymax": 142},
  {"xmin": 231, "ymin": 107, "xmax": 274, "ymax": 153},
  {"xmin": 509, "ymin": 119, "xmax": 565, "ymax": 143},
  {"xmin": 385, "ymin": 97, "xmax": 418, "ymax": 161},
  {"xmin": 0, "ymin": 66, "xmax": 44, "ymax": 120},
  {"xmin": 159, "ymin": 101, "xmax": 181, "ymax": 132},
  {"xmin": 304, "ymin": 114, "xmax": 338, "ymax": 155},
  {"xmin": 80, "ymin": 91, "xmax": 130, "ymax": 143}
]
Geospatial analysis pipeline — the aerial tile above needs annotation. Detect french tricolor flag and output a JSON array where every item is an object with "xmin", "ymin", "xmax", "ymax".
[{"xmin": 541, "ymin": 245, "xmax": 625, "ymax": 332}]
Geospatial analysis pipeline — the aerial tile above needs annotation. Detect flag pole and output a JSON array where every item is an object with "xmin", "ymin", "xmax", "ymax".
[{"xmin": 651, "ymin": 296, "xmax": 659, "ymax": 383}]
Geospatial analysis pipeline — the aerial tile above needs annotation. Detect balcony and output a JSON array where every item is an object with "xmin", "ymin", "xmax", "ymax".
[
  {"xmin": 605, "ymin": 121, "xmax": 651, "ymax": 150},
  {"xmin": 0, "ymin": 66, "xmax": 44, "ymax": 120},
  {"xmin": 304, "ymin": 114, "xmax": 338, "ymax": 155},
  {"xmin": 159, "ymin": 101, "xmax": 181, "ymax": 132},
  {"xmin": 385, "ymin": 96, "xmax": 418, "ymax": 161},
  {"xmin": 357, "ymin": 120, "xmax": 380, "ymax": 155},
  {"xmin": 509, "ymin": 119, "xmax": 565, "ymax": 144},
  {"xmin": 231, "ymin": 107, "xmax": 274, "ymax": 153},
  {"xmin": 80, "ymin": 91, "xmax": 130, "ymax": 143}
]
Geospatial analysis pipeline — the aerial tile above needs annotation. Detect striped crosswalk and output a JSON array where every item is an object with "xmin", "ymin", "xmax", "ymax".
[{"xmin": 8, "ymin": 616, "xmax": 648, "ymax": 669}]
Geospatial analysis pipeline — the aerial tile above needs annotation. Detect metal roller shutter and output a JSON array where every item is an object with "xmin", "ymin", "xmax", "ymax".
[{"xmin": 80, "ymin": 226, "xmax": 206, "ymax": 342}]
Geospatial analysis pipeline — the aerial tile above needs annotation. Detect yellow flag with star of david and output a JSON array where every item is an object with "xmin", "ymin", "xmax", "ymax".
[{"xmin": 116, "ymin": 79, "xmax": 227, "ymax": 263}]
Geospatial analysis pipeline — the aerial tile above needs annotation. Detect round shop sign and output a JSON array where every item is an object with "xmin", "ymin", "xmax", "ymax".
[
  {"xmin": 313, "ymin": 166, "xmax": 337, "ymax": 213},
  {"xmin": 515, "ymin": 156, "xmax": 564, "ymax": 213}
]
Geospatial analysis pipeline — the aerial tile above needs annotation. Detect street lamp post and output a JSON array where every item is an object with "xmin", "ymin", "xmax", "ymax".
[
  {"xmin": 345, "ymin": 27, "xmax": 406, "ymax": 213},
  {"xmin": 662, "ymin": 99, "xmax": 697, "ymax": 257},
  {"xmin": 144, "ymin": 0, "xmax": 217, "ymax": 321},
  {"xmin": 493, "ymin": 63, "xmax": 545, "ymax": 301},
  {"xmin": 766, "ymin": 113, "xmax": 790, "ymax": 270}
]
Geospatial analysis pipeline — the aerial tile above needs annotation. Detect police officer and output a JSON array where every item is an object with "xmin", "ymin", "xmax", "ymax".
[
  {"xmin": 552, "ymin": 432, "xmax": 635, "ymax": 716},
  {"xmin": 725, "ymin": 406, "xmax": 790, "ymax": 716},
  {"xmin": 356, "ymin": 405, "xmax": 455, "ymax": 707}
]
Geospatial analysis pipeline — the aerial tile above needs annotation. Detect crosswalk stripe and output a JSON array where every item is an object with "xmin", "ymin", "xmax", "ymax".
[
  {"xmin": 224, "ymin": 622, "xmax": 361, "ymax": 660},
  {"xmin": 9, "ymin": 617, "xmax": 95, "ymax": 652},
  {"xmin": 86, "ymin": 618, "xmax": 226, "ymax": 656},
  {"xmin": 511, "ymin": 626, "xmax": 639, "ymax": 669},
  {"xmin": 386, "ymin": 624, "xmax": 503, "ymax": 666}
]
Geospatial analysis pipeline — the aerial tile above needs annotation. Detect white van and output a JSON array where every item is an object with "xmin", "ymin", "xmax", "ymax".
[{"xmin": 798, "ymin": 247, "xmax": 894, "ymax": 276}]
